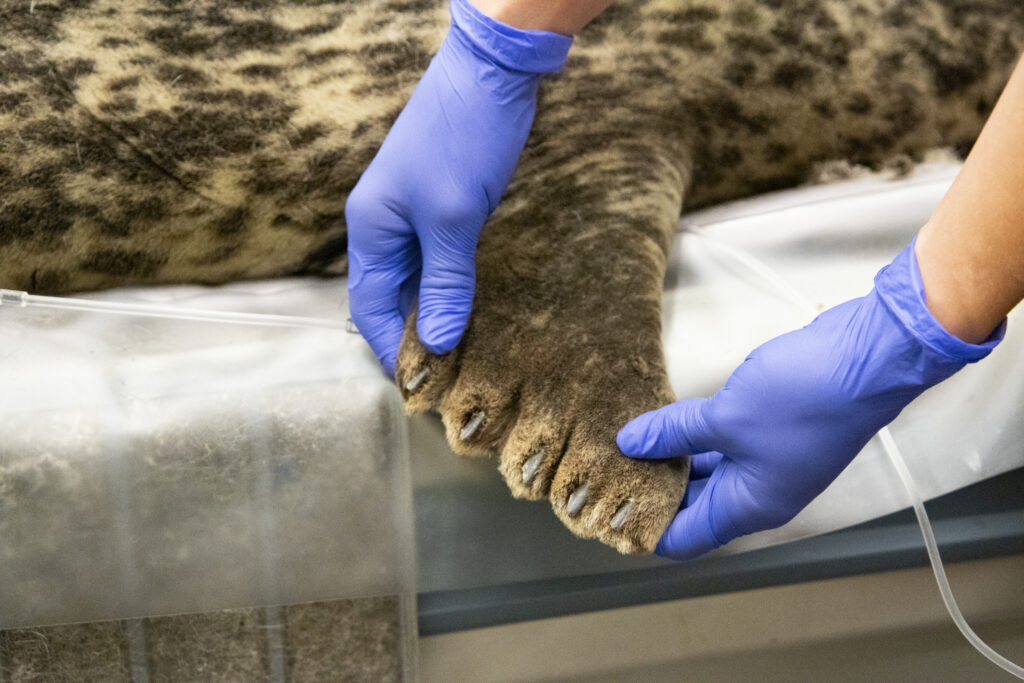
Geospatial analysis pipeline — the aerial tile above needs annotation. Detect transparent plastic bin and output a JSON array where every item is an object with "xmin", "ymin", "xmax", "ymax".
[{"xmin": 0, "ymin": 280, "xmax": 416, "ymax": 633}]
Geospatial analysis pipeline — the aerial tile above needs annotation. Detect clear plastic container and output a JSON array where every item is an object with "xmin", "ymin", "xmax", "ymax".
[{"xmin": 0, "ymin": 280, "xmax": 416, "ymax": 633}]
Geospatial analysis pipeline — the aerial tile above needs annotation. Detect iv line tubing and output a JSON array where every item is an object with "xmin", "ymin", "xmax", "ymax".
[
  {"xmin": 687, "ymin": 229, "xmax": 1024, "ymax": 679},
  {"xmin": 0, "ymin": 288, "xmax": 349, "ymax": 331}
]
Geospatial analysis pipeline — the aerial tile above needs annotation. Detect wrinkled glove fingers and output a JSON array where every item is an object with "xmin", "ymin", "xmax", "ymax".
[
  {"xmin": 657, "ymin": 463, "xmax": 745, "ymax": 561},
  {"xmin": 415, "ymin": 230, "xmax": 480, "ymax": 353},
  {"xmin": 348, "ymin": 255, "xmax": 411, "ymax": 376}
]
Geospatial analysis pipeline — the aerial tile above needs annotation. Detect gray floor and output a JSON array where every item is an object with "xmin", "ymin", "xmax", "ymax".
[{"xmin": 419, "ymin": 554, "xmax": 1024, "ymax": 682}]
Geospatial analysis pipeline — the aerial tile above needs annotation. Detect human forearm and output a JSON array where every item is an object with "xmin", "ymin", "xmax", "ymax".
[
  {"xmin": 470, "ymin": 0, "xmax": 616, "ymax": 34},
  {"xmin": 916, "ymin": 55, "xmax": 1024, "ymax": 344}
]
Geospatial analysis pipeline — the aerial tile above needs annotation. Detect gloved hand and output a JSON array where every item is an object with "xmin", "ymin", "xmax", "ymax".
[
  {"xmin": 618, "ymin": 241, "xmax": 1005, "ymax": 561},
  {"xmin": 345, "ymin": 0, "xmax": 572, "ymax": 375}
]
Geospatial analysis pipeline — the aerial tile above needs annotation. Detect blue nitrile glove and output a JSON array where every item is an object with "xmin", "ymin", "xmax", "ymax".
[
  {"xmin": 618, "ymin": 241, "xmax": 1005, "ymax": 561},
  {"xmin": 345, "ymin": 0, "xmax": 572, "ymax": 375}
]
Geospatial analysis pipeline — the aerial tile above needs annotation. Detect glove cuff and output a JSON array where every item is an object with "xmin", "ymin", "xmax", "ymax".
[
  {"xmin": 874, "ymin": 239, "xmax": 1006, "ymax": 364},
  {"xmin": 449, "ymin": 0, "xmax": 573, "ymax": 74}
]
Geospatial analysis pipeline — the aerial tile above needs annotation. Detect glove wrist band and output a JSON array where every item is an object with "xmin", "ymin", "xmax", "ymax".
[
  {"xmin": 874, "ymin": 239, "xmax": 1005, "ymax": 364},
  {"xmin": 448, "ymin": 0, "xmax": 574, "ymax": 74}
]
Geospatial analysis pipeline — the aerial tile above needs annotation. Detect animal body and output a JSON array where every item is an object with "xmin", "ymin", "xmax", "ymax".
[{"xmin": 3, "ymin": 0, "xmax": 1022, "ymax": 552}]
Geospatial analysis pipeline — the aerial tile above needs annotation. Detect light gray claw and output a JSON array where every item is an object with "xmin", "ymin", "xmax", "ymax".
[
  {"xmin": 610, "ymin": 499, "xmax": 634, "ymax": 530},
  {"xmin": 567, "ymin": 482, "xmax": 590, "ymax": 517},
  {"xmin": 404, "ymin": 367, "xmax": 430, "ymax": 392},
  {"xmin": 522, "ymin": 451, "xmax": 545, "ymax": 485},
  {"xmin": 460, "ymin": 411, "xmax": 485, "ymax": 441}
]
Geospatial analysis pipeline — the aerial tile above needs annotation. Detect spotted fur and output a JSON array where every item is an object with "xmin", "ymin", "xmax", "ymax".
[{"xmin": 2, "ymin": 0, "xmax": 1021, "ymax": 293}]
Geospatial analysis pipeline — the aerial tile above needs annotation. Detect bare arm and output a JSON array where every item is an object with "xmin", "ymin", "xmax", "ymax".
[
  {"xmin": 470, "ymin": 0, "xmax": 617, "ymax": 34},
  {"xmin": 916, "ymin": 56, "xmax": 1024, "ymax": 343}
]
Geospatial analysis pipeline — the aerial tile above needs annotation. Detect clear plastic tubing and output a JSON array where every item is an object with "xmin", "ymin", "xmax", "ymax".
[
  {"xmin": 687, "ymin": 229, "xmax": 1023, "ymax": 678},
  {"xmin": 0, "ymin": 288, "xmax": 349, "ymax": 331}
]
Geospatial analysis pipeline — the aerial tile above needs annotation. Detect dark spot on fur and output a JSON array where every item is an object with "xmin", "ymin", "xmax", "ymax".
[
  {"xmin": 237, "ymin": 63, "xmax": 283, "ymax": 79},
  {"xmin": 227, "ymin": 0, "xmax": 276, "ymax": 9},
  {"xmin": 769, "ymin": 13, "xmax": 805, "ymax": 45},
  {"xmin": 725, "ymin": 31, "xmax": 777, "ymax": 56},
  {"xmin": 125, "ymin": 196, "xmax": 166, "ymax": 222},
  {"xmin": 679, "ymin": 6, "xmax": 720, "ymax": 21},
  {"xmin": 146, "ymin": 26, "xmax": 215, "ymax": 55},
  {"xmin": 24, "ymin": 163, "xmax": 61, "ymax": 189},
  {"xmin": 298, "ymin": 234, "xmax": 348, "ymax": 275},
  {"xmin": 99, "ymin": 36, "xmax": 132, "ymax": 48},
  {"xmin": 772, "ymin": 60, "xmax": 816, "ymax": 88},
  {"xmin": 57, "ymin": 58, "xmax": 95, "ymax": 82},
  {"xmin": 884, "ymin": 95, "xmax": 924, "ymax": 138},
  {"xmin": 813, "ymin": 100, "xmax": 835, "ymax": 118},
  {"xmin": 724, "ymin": 59, "xmax": 756, "ymax": 86},
  {"xmin": 95, "ymin": 214, "xmax": 131, "ymax": 238},
  {"xmin": 156, "ymin": 64, "xmax": 209, "ymax": 87},
  {"xmin": 882, "ymin": 5, "xmax": 912, "ymax": 28},
  {"xmin": 20, "ymin": 116, "xmax": 78, "ymax": 146},
  {"xmin": 716, "ymin": 145, "xmax": 743, "ymax": 168},
  {"xmin": 179, "ymin": 89, "xmax": 293, "ymax": 125},
  {"xmin": 82, "ymin": 249, "xmax": 165, "ymax": 277},
  {"xmin": 29, "ymin": 269, "xmax": 70, "ymax": 293},
  {"xmin": 311, "ymin": 212, "xmax": 345, "ymax": 233},
  {"xmin": 273, "ymin": 213, "xmax": 292, "ymax": 226},
  {"xmin": 44, "ymin": 84, "xmax": 76, "ymax": 113},
  {"xmin": 565, "ymin": 54, "xmax": 591, "ymax": 70},
  {"xmin": 304, "ymin": 48, "xmax": 351, "ymax": 65},
  {"xmin": 382, "ymin": 0, "xmax": 435, "ymax": 12},
  {"xmin": 846, "ymin": 92, "xmax": 873, "ymax": 115},
  {"xmin": 583, "ymin": 2, "xmax": 643, "ymax": 41},
  {"xmin": 118, "ymin": 96, "xmax": 292, "ymax": 169},
  {"xmin": 763, "ymin": 142, "xmax": 791, "ymax": 163},
  {"xmin": 352, "ymin": 121, "xmax": 372, "ymax": 138},
  {"xmin": 182, "ymin": 88, "xmax": 243, "ymax": 106},
  {"xmin": 730, "ymin": 6, "xmax": 760, "ymax": 27},
  {"xmin": 288, "ymin": 123, "xmax": 327, "ymax": 148},
  {"xmin": 0, "ymin": 92, "xmax": 27, "ymax": 110},
  {"xmin": 922, "ymin": 49, "xmax": 987, "ymax": 96},
  {"xmin": 0, "ymin": 51, "xmax": 44, "ymax": 84},
  {"xmin": 658, "ymin": 25, "xmax": 715, "ymax": 52},
  {"xmin": 222, "ymin": 20, "xmax": 295, "ymax": 52},
  {"xmin": 246, "ymin": 155, "xmax": 289, "ymax": 195},
  {"xmin": 1, "ymin": 0, "xmax": 97, "ymax": 43},
  {"xmin": 99, "ymin": 96, "xmax": 138, "ymax": 115},
  {"xmin": 359, "ymin": 40, "xmax": 431, "ymax": 78},
  {"xmin": 214, "ymin": 208, "xmax": 246, "ymax": 236},
  {"xmin": 877, "ymin": 51, "xmax": 905, "ymax": 76},
  {"xmin": 0, "ymin": 194, "xmax": 74, "ymax": 245},
  {"xmin": 692, "ymin": 94, "xmax": 774, "ymax": 135},
  {"xmin": 297, "ymin": 22, "xmax": 339, "ymax": 37},
  {"xmin": 305, "ymin": 149, "xmax": 346, "ymax": 184},
  {"xmin": 108, "ymin": 76, "xmax": 140, "ymax": 92},
  {"xmin": 626, "ymin": 62, "xmax": 669, "ymax": 81}
]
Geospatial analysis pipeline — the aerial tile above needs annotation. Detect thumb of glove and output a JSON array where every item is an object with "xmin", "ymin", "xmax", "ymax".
[{"xmin": 617, "ymin": 398, "xmax": 717, "ymax": 460}]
